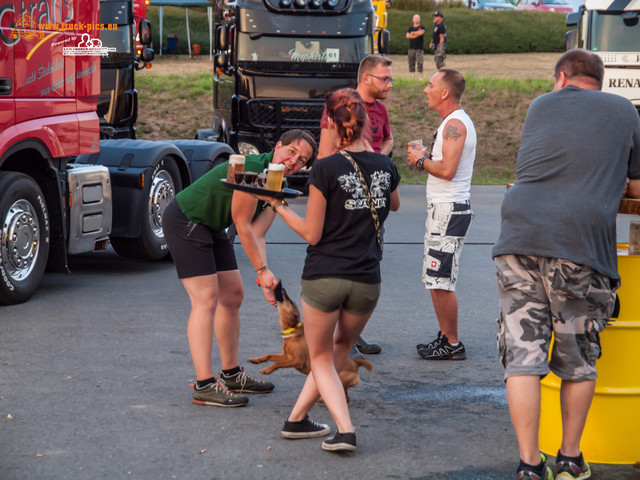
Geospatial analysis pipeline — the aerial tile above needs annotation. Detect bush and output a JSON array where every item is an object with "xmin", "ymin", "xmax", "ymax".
[
  {"xmin": 145, "ymin": 4, "xmax": 567, "ymax": 56},
  {"xmin": 387, "ymin": 8, "xmax": 567, "ymax": 54}
]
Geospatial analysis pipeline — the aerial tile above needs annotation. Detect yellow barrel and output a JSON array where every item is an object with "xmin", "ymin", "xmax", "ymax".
[{"xmin": 539, "ymin": 248, "xmax": 640, "ymax": 464}]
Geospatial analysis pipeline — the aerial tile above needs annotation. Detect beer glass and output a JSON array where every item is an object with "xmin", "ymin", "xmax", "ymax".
[
  {"xmin": 265, "ymin": 163, "xmax": 285, "ymax": 191},
  {"xmin": 227, "ymin": 155, "xmax": 245, "ymax": 183}
]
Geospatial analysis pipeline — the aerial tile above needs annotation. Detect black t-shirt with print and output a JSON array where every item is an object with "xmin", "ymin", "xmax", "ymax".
[
  {"xmin": 407, "ymin": 25, "xmax": 425, "ymax": 50},
  {"xmin": 432, "ymin": 21, "xmax": 446, "ymax": 47},
  {"xmin": 302, "ymin": 150, "xmax": 401, "ymax": 284}
]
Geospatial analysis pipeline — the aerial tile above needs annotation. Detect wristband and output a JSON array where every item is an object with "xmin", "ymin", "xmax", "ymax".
[
  {"xmin": 271, "ymin": 199, "xmax": 288, "ymax": 212},
  {"xmin": 256, "ymin": 266, "xmax": 267, "ymax": 276}
]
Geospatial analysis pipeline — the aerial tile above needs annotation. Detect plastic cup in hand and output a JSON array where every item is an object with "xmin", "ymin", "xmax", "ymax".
[
  {"xmin": 227, "ymin": 154, "xmax": 245, "ymax": 183},
  {"xmin": 409, "ymin": 139, "xmax": 423, "ymax": 150},
  {"xmin": 265, "ymin": 163, "xmax": 285, "ymax": 191}
]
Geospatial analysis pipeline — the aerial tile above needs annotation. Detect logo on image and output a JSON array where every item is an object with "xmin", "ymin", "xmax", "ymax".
[{"xmin": 63, "ymin": 33, "xmax": 116, "ymax": 56}]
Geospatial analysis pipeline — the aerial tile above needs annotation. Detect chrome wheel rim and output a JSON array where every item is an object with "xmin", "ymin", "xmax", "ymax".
[
  {"xmin": 148, "ymin": 169, "xmax": 175, "ymax": 238},
  {"xmin": 1, "ymin": 200, "xmax": 40, "ymax": 281}
]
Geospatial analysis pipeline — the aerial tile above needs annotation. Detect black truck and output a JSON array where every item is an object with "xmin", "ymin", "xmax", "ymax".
[{"xmin": 197, "ymin": 0, "xmax": 390, "ymax": 188}]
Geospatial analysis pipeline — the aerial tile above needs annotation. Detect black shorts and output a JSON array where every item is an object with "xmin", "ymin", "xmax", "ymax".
[{"xmin": 162, "ymin": 199, "xmax": 237, "ymax": 279}]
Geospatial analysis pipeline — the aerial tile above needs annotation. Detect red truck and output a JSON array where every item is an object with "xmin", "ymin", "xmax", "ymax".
[{"xmin": 0, "ymin": 0, "xmax": 232, "ymax": 305}]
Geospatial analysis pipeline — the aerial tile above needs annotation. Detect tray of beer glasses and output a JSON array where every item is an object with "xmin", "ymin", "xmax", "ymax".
[{"xmin": 220, "ymin": 169, "xmax": 302, "ymax": 199}]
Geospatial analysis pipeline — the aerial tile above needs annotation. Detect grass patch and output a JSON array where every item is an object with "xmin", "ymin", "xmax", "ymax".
[{"xmin": 136, "ymin": 70, "xmax": 552, "ymax": 184}]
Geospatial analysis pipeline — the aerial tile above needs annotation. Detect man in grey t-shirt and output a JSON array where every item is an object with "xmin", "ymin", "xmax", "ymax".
[{"xmin": 492, "ymin": 49, "xmax": 640, "ymax": 480}]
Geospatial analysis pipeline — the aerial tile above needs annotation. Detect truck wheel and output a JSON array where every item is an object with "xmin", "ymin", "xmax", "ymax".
[
  {"xmin": 110, "ymin": 157, "xmax": 182, "ymax": 260},
  {"xmin": 0, "ymin": 172, "xmax": 50, "ymax": 305}
]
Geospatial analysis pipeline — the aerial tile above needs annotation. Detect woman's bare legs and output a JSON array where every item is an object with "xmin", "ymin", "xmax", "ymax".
[
  {"xmin": 288, "ymin": 301, "xmax": 371, "ymax": 433},
  {"xmin": 181, "ymin": 269, "xmax": 244, "ymax": 379}
]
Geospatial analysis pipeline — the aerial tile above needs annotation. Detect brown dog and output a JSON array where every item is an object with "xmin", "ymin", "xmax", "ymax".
[{"xmin": 249, "ymin": 281, "xmax": 372, "ymax": 402}]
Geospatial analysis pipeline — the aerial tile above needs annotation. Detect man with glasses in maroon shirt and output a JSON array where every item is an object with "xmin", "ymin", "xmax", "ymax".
[{"xmin": 318, "ymin": 54, "xmax": 394, "ymax": 354}]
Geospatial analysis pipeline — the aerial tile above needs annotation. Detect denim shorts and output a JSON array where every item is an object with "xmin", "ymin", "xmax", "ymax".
[
  {"xmin": 495, "ymin": 254, "xmax": 618, "ymax": 382},
  {"xmin": 300, "ymin": 278, "xmax": 381, "ymax": 316}
]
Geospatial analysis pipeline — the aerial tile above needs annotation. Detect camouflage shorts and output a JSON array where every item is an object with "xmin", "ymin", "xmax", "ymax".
[
  {"xmin": 495, "ymin": 254, "xmax": 619, "ymax": 382},
  {"xmin": 423, "ymin": 201, "xmax": 473, "ymax": 291}
]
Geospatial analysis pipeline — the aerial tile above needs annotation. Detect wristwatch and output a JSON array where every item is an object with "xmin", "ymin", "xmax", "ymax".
[{"xmin": 416, "ymin": 156, "xmax": 427, "ymax": 171}]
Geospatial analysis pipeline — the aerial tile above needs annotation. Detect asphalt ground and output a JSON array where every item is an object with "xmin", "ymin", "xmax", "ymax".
[{"xmin": 1, "ymin": 185, "xmax": 638, "ymax": 480}]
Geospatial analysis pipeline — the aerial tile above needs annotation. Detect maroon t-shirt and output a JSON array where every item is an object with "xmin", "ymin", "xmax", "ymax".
[{"xmin": 320, "ymin": 99, "xmax": 391, "ymax": 154}]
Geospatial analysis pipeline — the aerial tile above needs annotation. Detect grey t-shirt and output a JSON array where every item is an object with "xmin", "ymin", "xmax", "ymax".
[{"xmin": 492, "ymin": 85, "xmax": 640, "ymax": 279}]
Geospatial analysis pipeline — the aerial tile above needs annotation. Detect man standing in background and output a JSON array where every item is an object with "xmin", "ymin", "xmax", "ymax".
[
  {"xmin": 407, "ymin": 69, "xmax": 476, "ymax": 361},
  {"xmin": 429, "ymin": 11, "xmax": 446, "ymax": 70},
  {"xmin": 406, "ymin": 14, "xmax": 426, "ymax": 80},
  {"xmin": 318, "ymin": 54, "xmax": 394, "ymax": 354}
]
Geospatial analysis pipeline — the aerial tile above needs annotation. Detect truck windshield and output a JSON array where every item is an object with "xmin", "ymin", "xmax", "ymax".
[
  {"xmin": 236, "ymin": 33, "xmax": 370, "ymax": 73},
  {"xmin": 590, "ymin": 11, "xmax": 640, "ymax": 52},
  {"xmin": 100, "ymin": 26, "xmax": 133, "ymax": 54}
]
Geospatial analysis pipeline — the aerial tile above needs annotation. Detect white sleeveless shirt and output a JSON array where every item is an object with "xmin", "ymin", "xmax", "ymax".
[{"xmin": 426, "ymin": 109, "xmax": 476, "ymax": 203}]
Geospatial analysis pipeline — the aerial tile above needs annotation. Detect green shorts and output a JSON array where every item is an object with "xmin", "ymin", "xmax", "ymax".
[{"xmin": 300, "ymin": 278, "xmax": 381, "ymax": 316}]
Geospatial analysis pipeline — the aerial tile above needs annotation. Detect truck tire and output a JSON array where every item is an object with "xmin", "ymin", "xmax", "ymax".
[
  {"xmin": 110, "ymin": 157, "xmax": 182, "ymax": 259},
  {"xmin": 0, "ymin": 172, "xmax": 50, "ymax": 305}
]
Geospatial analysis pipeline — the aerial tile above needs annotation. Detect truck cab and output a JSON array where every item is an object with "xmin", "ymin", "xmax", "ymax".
[
  {"xmin": 566, "ymin": 0, "xmax": 640, "ymax": 113},
  {"xmin": 202, "ymin": 0, "xmax": 389, "ymax": 188}
]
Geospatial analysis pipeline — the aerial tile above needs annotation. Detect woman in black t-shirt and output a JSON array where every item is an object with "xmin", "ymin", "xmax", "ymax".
[{"xmin": 262, "ymin": 88, "xmax": 401, "ymax": 452}]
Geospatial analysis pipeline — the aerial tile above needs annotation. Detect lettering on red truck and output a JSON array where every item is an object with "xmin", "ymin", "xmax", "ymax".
[{"xmin": 0, "ymin": 0, "xmax": 75, "ymax": 47}]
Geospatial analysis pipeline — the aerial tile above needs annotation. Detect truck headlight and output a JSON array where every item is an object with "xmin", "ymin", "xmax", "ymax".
[{"xmin": 238, "ymin": 142, "xmax": 260, "ymax": 156}]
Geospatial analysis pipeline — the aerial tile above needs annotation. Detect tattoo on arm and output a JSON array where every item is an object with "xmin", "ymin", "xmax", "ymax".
[{"xmin": 444, "ymin": 125, "xmax": 462, "ymax": 141}]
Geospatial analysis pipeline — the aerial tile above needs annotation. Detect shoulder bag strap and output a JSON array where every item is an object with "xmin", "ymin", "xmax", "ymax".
[{"xmin": 339, "ymin": 150, "xmax": 382, "ymax": 248}]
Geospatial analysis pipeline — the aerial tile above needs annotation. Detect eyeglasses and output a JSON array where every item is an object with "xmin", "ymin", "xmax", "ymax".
[{"xmin": 367, "ymin": 74, "xmax": 393, "ymax": 85}]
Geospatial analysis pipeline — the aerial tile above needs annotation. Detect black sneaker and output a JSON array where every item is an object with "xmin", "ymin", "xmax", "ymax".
[
  {"xmin": 322, "ymin": 432, "xmax": 356, "ymax": 452},
  {"xmin": 281, "ymin": 415, "xmax": 331, "ymax": 439},
  {"xmin": 556, "ymin": 450, "xmax": 591, "ymax": 479},
  {"xmin": 416, "ymin": 331, "xmax": 442, "ymax": 350},
  {"xmin": 516, "ymin": 455, "xmax": 553, "ymax": 480},
  {"xmin": 417, "ymin": 334, "xmax": 466, "ymax": 360}
]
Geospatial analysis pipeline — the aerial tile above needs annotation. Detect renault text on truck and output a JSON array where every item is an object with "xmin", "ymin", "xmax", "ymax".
[
  {"xmin": 0, "ymin": 0, "xmax": 232, "ymax": 305},
  {"xmin": 199, "ymin": 0, "xmax": 389, "ymax": 188},
  {"xmin": 566, "ymin": 0, "xmax": 640, "ymax": 113}
]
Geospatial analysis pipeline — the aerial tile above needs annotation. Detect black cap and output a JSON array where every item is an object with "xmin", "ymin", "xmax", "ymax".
[{"xmin": 433, "ymin": 11, "xmax": 443, "ymax": 17}]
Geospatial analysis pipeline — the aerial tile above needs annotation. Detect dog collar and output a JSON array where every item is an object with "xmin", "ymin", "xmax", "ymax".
[{"xmin": 281, "ymin": 322, "xmax": 302, "ymax": 336}]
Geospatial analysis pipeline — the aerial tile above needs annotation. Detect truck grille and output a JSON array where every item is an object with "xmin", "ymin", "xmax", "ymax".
[{"xmin": 247, "ymin": 99, "xmax": 324, "ymax": 146}]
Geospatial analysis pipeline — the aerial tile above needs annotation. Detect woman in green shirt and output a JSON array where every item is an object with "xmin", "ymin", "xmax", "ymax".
[{"xmin": 162, "ymin": 129, "xmax": 317, "ymax": 408}]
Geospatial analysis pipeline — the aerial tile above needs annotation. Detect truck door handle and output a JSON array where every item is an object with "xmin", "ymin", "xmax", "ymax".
[{"xmin": 0, "ymin": 78, "xmax": 12, "ymax": 95}]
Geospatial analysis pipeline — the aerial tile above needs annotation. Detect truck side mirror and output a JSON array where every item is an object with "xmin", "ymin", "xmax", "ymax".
[
  {"xmin": 139, "ymin": 19, "xmax": 152, "ymax": 46},
  {"xmin": 565, "ymin": 30, "xmax": 578, "ymax": 50},
  {"xmin": 215, "ymin": 52, "xmax": 227, "ymax": 69},
  {"xmin": 378, "ymin": 29, "xmax": 390, "ymax": 55},
  {"xmin": 216, "ymin": 25, "xmax": 228, "ymax": 51},
  {"xmin": 141, "ymin": 47, "xmax": 154, "ymax": 62},
  {"xmin": 566, "ymin": 11, "xmax": 580, "ymax": 27},
  {"xmin": 622, "ymin": 11, "xmax": 638, "ymax": 26}
]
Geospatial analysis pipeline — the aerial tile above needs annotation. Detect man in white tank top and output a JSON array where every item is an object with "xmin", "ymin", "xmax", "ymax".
[{"xmin": 407, "ymin": 69, "xmax": 476, "ymax": 361}]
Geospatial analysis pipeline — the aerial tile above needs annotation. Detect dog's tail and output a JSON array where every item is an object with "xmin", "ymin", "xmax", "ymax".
[{"xmin": 353, "ymin": 358, "xmax": 373, "ymax": 372}]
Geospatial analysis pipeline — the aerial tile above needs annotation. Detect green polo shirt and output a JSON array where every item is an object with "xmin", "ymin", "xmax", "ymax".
[{"xmin": 175, "ymin": 151, "xmax": 273, "ymax": 232}]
